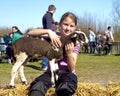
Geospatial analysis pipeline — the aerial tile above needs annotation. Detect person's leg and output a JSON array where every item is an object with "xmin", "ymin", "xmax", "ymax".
[
  {"xmin": 6, "ymin": 46, "xmax": 12, "ymax": 63},
  {"xmin": 96, "ymin": 46, "xmax": 101, "ymax": 56},
  {"xmin": 89, "ymin": 42, "xmax": 93, "ymax": 54},
  {"xmin": 92, "ymin": 42, "xmax": 96, "ymax": 53},
  {"xmin": 107, "ymin": 44, "xmax": 111, "ymax": 54},
  {"xmin": 56, "ymin": 72, "xmax": 78, "ymax": 96},
  {"xmin": 105, "ymin": 44, "xmax": 110, "ymax": 55},
  {"xmin": 29, "ymin": 72, "xmax": 52, "ymax": 96}
]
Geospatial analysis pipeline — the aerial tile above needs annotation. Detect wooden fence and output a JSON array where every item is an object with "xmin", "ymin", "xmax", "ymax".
[{"xmin": 110, "ymin": 41, "xmax": 120, "ymax": 54}]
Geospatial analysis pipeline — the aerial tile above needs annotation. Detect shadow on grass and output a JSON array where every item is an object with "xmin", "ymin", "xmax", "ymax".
[
  {"xmin": 88, "ymin": 53, "xmax": 107, "ymax": 56},
  {"xmin": 115, "ymin": 54, "xmax": 120, "ymax": 56},
  {"xmin": 90, "ymin": 53, "xmax": 120, "ymax": 56},
  {"xmin": 25, "ymin": 64, "xmax": 42, "ymax": 70}
]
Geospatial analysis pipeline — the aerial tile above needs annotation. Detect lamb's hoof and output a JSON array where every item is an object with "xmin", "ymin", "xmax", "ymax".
[
  {"xmin": 6, "ymin": 85, "xmax": 16, "ymax": 89},
  {"xmin": 51, "ymin": 82, "xmax": 55, "ymax": 87},
  {"xmin": 22, "ymin": 81, "xmax": 28, "ymax": 85}
]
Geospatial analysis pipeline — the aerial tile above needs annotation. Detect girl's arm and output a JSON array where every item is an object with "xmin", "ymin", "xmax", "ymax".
[
  {"xmin": 28, "ymin": 29, "xmax": 52, "ymax": 36},
  {"xmin": 65, "ymin": 42, "xmax": 78, "ymax": 72},
  {"xmin": 28, "ymin": 29, "xmax": 62, "ymax": 47}
]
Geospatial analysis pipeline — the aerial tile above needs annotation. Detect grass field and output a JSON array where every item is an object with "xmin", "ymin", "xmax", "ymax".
[{"xmin": 0, "ymin": 54, "xmax": 120, "ymax": 88}]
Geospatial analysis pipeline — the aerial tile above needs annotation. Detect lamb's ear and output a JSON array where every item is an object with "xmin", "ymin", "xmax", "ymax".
[
  {"xmin": 69, "ymin": 32, "xmax": 78, "ymax": 44},
  {"xmin": 70, "ymin": 32, "xmax": 81, "ymax": 46},
  {"xmin": 71, "ymin": 32, "xmax": 78, "ymax": 38}
]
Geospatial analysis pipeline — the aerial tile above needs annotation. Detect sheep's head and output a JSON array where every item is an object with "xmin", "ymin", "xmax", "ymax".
[{"xmin": 68, "ymin": 31, "xmax": 82, "ymax": 46}]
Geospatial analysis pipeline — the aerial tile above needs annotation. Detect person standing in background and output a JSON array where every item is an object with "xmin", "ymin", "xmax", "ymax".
[
  {"xmin": 105, "ymin": 26, "xmax": 114, "ymax": 55},
  {"xmin": 42, "ymin": 4, "xmax": 56, "ymax": 30},
  {"xmin": 5, "ymin": 33, "xmax": 12, "ymax": 63},
  {"xmin": 6, "ymin": 26, "xmax": 23, "ymax": 64},
  {"xmin": 41, "ymin": 4, "xmax": 56, "ymax": 70},
  {"xmin": 54, "ymin": 21, "xmax": 60, "ymax": 33},
  {"xmin": 105, "ymin": 26, "xmax": 114, "ymax": 42},
  {"xmin": 88, "ymin": 28, "xmax": 96, "ymax": 54},
  {"xmin": 11, "ymin": 26, "xmax": 23, "ymax": 44}
]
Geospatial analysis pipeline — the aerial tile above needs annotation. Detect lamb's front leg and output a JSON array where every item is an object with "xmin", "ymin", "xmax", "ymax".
[
  {"xmin": 54, "ymin": 62, "xmax": 59, "ymax": 81},
  {"xmin": 49, "ymin": 59, "xmax": 56, "ymax": 87}
]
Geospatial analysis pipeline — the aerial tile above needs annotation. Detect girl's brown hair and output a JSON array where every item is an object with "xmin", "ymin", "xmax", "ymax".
[{"xmin": 59, "ymin": 12, "xmax": 77, "ymax": 26}]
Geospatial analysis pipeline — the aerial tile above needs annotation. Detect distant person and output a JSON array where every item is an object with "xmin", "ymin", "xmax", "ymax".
[
  {"xmin": 54, "ymin": 21, "xmax": 60, "ymax": 33},
  {"xmin": 95, "ymin": 32, "xmax": 102, "ymax": 55},
  {"xmin": 96, "ymin": 32, "xmax": 101, "ymax": 43},
  {"xmin": 6, "ymin": 33, "xmax": 12, "ymax": 63},
  {"xmin": 88, "ymin": 28, "xmax": 96, "ymax": 54},
  {"xmin": 6, "ymin": 26, "xmax": 23, "ymax": 63},
  {"xmin": 42, "ymin": 4, "xmax": 56, "ymax": 30},
  {"xmin": 105, "ymin": 26, "xmax": 114, "ymax": 55},
  {"xmin": 2, "ymin": 34, "xmax": 11, "ymax": 45},
  {"xmin": 11, "ymin": 26, "xmax": 23, "ymax": 44},
  {"xmin": 96, "ymin": 34, "xmax": 109, "ymax": 56},
  {"xmin": 105, "ymin": 26, "xmax": 114, "ymax": 42},
  {"xmin": 2, "ymin": 34, "xmax": 11, "ymax": 53},
  {"xmin": 41, "ymin": 4, "xmax": 56, "ymax": 70}
]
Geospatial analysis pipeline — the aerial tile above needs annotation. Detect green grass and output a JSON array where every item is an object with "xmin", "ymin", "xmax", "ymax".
[
  {"xmin": 76, "ymin": 54, "xmax": 120, "ymax": 85},
  {"xmin": 0, "ymin": 54, "xmax": 120, "ymax": 87}
]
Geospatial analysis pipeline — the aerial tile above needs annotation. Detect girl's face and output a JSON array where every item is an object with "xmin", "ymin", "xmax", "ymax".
[{"xmin": 60, "ymin": 17, "xmax": 76, "ymax": 38}]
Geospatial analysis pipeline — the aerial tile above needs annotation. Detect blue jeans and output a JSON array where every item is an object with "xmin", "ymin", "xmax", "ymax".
[
  {"xmin": 105, "ymin": 44, "xmax": 110, "ymax": 55},
  {"xmin": 96, "ymin": 45, "xmax": 101, "ymax": 55},
  {"xmin": 89, "ymin": 42, "xmax": 96, "ymax": 54},
  {"xmin": 41, "ymin": 57, "xmax": 48, "ymax": 69}
]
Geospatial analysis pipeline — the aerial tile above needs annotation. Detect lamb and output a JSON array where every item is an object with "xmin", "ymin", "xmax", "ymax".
[{"xmin": 9, "ymin": 31, "xmax": 82, "ymax": 88}]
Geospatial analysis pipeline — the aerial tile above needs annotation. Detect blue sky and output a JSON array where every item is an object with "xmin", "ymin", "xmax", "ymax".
[{"xmin": 0, "ymin": 0, "xmax": 113, "ymax": 32}]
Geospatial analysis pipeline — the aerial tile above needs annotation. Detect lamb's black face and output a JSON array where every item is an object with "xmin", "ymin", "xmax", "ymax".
[{"xmin": 70, "ymin": 32, "xmax": 81, "ymax": 46}]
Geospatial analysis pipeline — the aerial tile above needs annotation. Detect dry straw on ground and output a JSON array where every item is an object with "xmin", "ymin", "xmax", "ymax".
[{"xmin": 0, "ymin": 82, "xmax": 120, "ymax": 96}]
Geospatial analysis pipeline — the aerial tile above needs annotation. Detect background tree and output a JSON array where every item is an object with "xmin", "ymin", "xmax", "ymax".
[
  {"xmin": 77, "ymin": 12, "xmax": 108, "ymax": 36},
  {"xmin": 0, "ymin": 27, "xmax": 11, "ymax": 42},
  {"xmin": 0, "ymin": 27, "xmax": 11, "ymax": 36}
]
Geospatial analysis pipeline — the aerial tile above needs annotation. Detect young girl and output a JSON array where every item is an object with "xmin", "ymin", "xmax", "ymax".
[{"xmin": 28, "ymin": 12, "xmax": 80, "ymax": 96}]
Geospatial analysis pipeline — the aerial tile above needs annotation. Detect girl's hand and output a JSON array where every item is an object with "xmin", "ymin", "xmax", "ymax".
[
  {"xmin": 48, "ymin": 30, "xmax": 62, "ymax": 47},
  {"xmin": 65, "ymin": 42, "xmax": 74, "ymax": 55}
]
